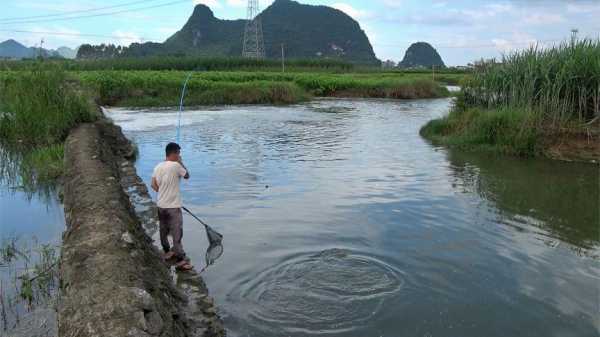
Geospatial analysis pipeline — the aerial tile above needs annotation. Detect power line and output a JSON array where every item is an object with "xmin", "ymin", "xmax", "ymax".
[
  {"xmin": 0, "ymin": 0, "xmax": 166, "ymax": 23},
  {"xmin": 0, "ymin": 29, "xmax": 158, "ymax": 42},
  {"xmin": 0, "ymin": 0, "xmax": 189, "ymax": 25}
]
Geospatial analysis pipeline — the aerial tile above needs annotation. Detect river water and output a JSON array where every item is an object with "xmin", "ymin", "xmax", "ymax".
[{"xmin": 103, "ymin": 98, "xmax": 596, "ymax": 337}]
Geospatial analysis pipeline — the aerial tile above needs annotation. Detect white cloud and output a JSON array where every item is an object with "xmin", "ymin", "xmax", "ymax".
[
  {"xmin": 112, "ymin": 30, "xmax": 143, "ymax": 45},
  {"xmin": 226, "ymin": 0, "xmax": 246, "ymax": 7},
  {"xmin": 492, "ymin": 32, "xmax": 538, "ymax": 53},
  {"xmin": 331, "ymin": 3, "xmax": 372, "ymax": 20},
  {"xmin": 484, "ymin": 3, "xmax": 512, "ymax": 14},
  {"xmin": 566, "ymin": 2, "xmax": 600, "ymax": 14},
  {"xmin": 523, "ymin": 13, "xmax": 564, "ymax": 25},
  {"xmin": 381, "ymin": 0, "xmax": 403, "ymax": 8}
]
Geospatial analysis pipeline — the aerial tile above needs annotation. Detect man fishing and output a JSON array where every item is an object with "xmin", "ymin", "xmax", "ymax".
[{"xmin": 151, "ymin": 142, "xmax": 193, "ymax": 271}]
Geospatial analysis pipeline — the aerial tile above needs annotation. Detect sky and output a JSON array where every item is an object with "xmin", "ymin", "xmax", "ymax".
[{"xmin": 0, "ymin": 0, "xmax": 599, "ymax": 65}]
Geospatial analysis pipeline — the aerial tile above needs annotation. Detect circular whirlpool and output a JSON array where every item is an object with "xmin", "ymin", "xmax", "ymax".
[{"xmin": 228, "ymin": 249, "xmax": 405, "ymax": 335}]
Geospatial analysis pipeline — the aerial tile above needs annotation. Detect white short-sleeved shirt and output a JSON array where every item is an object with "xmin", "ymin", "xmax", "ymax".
[{"xmin": 152, "ymin": 161, "xmax": 187, "ymax": 209}]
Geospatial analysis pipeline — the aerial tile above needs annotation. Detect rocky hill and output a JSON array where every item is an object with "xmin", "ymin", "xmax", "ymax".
[
  {"xmin": 92, "ymin": 0, "xmax": 379, "ymax": 64},
  {"xmin": 0, "ymin": 39, "xmax": 77, "ymax": 59},
  {"xmin": 398, "ymin": 42, "xmax": 445, "ymax": 68},
  {"xmin": 0, "ymin": 39, "xmax": 35, "ymax": 59}
]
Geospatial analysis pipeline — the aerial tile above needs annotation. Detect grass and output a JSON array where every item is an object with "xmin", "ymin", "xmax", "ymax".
[
  {"xmin": 20, "ymin": 144, "xmax": 65, "ymax": 185},
  {"xmin": 421, "ymin": 107, "xmax": 540, "ymax": 156},
  {"xmin": 0, "ymin": 68, "xmax": 95, "ymax": 147},
  {"xmin": 0, "ymin": 66, "xmax": 95, "ymax": 187},
  {"xmin": 75, "ymin": 70, "xmax": 450, "ymax": 106},
  {"xmin": 421, "ymin": 39, "xmax": 600, "ymax": 160}
]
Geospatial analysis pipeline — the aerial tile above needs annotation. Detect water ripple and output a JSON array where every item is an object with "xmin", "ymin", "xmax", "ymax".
[{"xmin": 229, "ymin": 248, "xmax": 405, "ymax": 335}]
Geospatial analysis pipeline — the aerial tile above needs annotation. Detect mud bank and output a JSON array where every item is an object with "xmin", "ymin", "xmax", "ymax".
[{"xmin": 60, "ymin": 117, "xmax": 225, "ymax": 337}]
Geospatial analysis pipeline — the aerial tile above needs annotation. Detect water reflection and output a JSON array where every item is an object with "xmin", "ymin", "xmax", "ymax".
[
  {"xmin": 0, "ymin": 145, "xmax": 64, "ymax": 336},
  {"xmin": 446, "ymin": 150, "xmax": 599, "ymax": 251},
  {"xmin": 0, "ymin": 145, "xmax": 59, "ymax": 203}
]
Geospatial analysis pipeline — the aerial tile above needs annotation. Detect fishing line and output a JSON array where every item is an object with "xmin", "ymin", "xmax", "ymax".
[{"xmin": 176, "ymin": 71, "xmax": 194, "ymax": 143}]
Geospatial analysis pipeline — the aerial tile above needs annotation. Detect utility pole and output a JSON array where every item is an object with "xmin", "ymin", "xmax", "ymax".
[
  {"xmin": 432, "ymin": 65, "xmax": 435, "ymax": 82},
  {"xmin": 242, "ymin": 0, "xmax": 265, "ymax": 59},
  {"xmin": 281, "ymin": 43, "xmax": 285, "ymax": 73},
  {"xmin": 39, "ymin": 38, "xmax": 45, "ymax": 59},
  {"xmin": 571, "ymin": 28, "xmax": 578, "ymax": 47}
]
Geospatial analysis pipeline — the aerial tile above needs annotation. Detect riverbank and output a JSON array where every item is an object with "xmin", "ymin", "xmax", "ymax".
[
  {"xmin": 420, "ymin": 107, "xmax": 599, "ymax": 163},
  {"xmin": 421, "ymin": 39, "xmax": 599, "ymax": 163},
  {"xmin": 75, "ymin": 71, "xmax": 452, "ymax": 107},
  {"xmin": 61, "ymin": 117, "xmax": 225, "ymax": 337}
]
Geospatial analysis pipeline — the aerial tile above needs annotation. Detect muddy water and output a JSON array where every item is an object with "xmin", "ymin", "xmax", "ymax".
[{"xmin": 106, "ymin": 98, "xmax": 599, "ymax": 337}]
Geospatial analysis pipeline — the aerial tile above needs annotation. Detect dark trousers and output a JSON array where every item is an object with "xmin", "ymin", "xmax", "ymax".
[{"xmin": 158, "ymin": 208, "xmax": 186, "ymax": 261}]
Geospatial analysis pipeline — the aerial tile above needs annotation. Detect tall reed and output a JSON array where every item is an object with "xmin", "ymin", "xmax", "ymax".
[{"xmin": 463, "ymin": 39, "xmax": 600, "ymax": 127}]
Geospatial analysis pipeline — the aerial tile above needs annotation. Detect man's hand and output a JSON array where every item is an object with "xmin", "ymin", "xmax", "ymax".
[
  {"xmin": 177, "ymin": 157, "xmax": 190, "ymax": 180},
  {"xmin": 151, "ymin": 177, "xmax": 159, "ymax": 192}
]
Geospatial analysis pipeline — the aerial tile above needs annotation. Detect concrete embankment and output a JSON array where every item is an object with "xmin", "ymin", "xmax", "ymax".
[{"xmin": 59, "ymin": 117, "xmax": 225, "ymax": 337}]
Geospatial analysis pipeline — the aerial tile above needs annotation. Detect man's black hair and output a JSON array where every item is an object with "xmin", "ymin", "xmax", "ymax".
[{"xmin": 166, "ymin": 142, "xmax": 181, "ymax": 157}]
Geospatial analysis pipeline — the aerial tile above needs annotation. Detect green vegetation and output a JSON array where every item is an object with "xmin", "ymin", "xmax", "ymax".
[
  {"xmin": 421, "ymin": 39, "xmax": 599, "ymax": 160},
  {"xmin": 20, "ymin": 144, "xmax": 65, "ymax": 184},
  {"xmin": 1, "ymin": 56, "xmax": 355, "ymax": 72},
  {"xmin": 0, "ymin": 68, "xmax": 95, "ymax": 146},
  {"xmin": 421, "ymin": 106, "xmax": 540, "ymax": 156},
  {"xmin": 76, "ymin": 70, "xmax": 450, "ymax": 107},
  {"xmin": 0, "ymin": 67, "xmax": 95, "ymax": 185}
]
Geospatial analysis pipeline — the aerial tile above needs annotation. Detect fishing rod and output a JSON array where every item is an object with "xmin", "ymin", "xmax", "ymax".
[{"xmin": 176, "ymin": 71, "xmax": 194, "ymax": 143}]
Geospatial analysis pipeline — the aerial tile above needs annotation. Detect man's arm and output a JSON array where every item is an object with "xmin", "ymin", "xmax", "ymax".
[
  {"xmin": 178, "ymin": 160, "xmax": 190, "ymax": 180},
  {"xmin": 151, "ymin": 177, "xmax": 159, "ymax": 192}
]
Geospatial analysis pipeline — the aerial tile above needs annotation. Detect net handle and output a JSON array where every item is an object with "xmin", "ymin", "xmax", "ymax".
[{"xmin": 182, "ymin": 206, "xmax": 209, "ymax": 228}]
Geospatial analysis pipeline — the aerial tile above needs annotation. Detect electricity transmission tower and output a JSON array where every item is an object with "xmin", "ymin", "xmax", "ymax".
[
  {"xmin": 242, "ymin": 0, "xmax": 265, "ymax": 59},
  {"xmin": 570, "ymin": 28, "xmax": 578, "ymax": 47}
]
